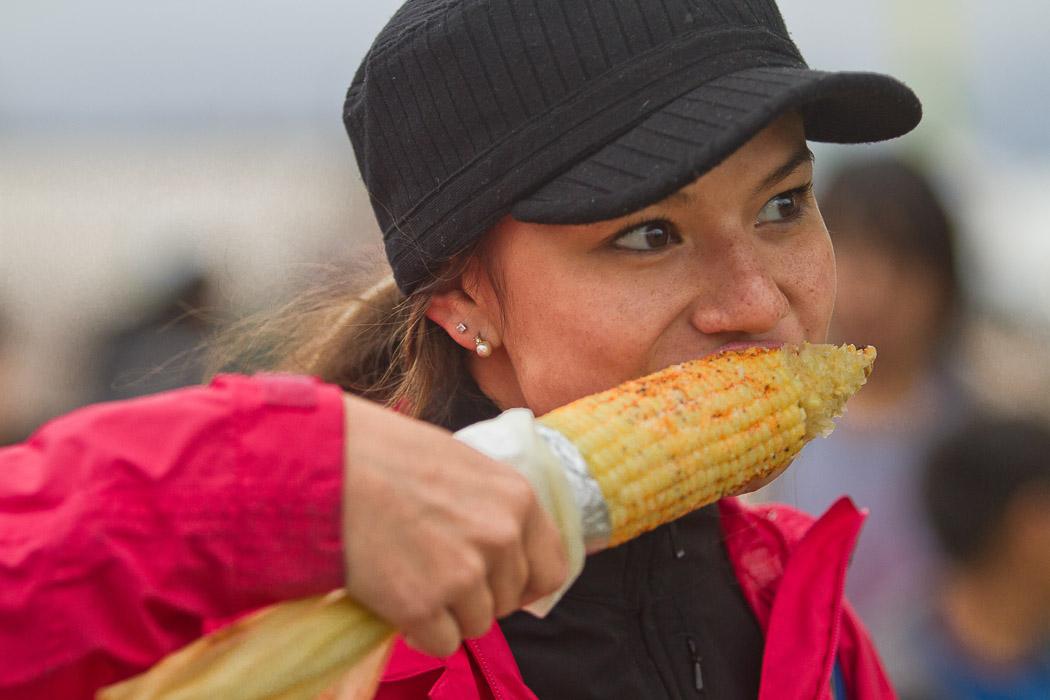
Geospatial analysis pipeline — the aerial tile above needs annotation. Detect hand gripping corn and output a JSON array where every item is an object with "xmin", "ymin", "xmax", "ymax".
[{"xmin": 100, "ymin": 343, "xmax": 874, "ymax": 700}]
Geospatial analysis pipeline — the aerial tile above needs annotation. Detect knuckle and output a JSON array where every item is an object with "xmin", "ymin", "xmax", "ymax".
[
  {"xmin": 398, "ymin": 599, "xmax": 435, "ymax": 629},
  {"xmin": 451, "ymin": 553, "xmax": 486, "ymax": 593},
  {"xmin": 534, "ymin": 558, "xmax": 569, "ymax": 597},
  {"xmin": 535, "ymin": 520, "xmax": 565, "ymax": 555},
  {"xmin": 504, "ymin": 475, "xmax": 537, "ymax": 512},
  {"xmin": 482, "ymin": 516, "xmax": 523, "ymax": 551}
]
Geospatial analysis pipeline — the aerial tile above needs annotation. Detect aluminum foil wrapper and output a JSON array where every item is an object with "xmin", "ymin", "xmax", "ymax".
[{"xmin": 535, "ymin": 424, "xmax": 611, "ymax": 553}]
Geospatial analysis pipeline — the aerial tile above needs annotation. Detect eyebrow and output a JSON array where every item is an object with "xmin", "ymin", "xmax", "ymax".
[
  {"xmin": 752, "ymin": 144, "xmax": 815, "ymax": 197},
  {"xmin": 659, "ymin": 144, "xmax": 815, "ymax": 208}
]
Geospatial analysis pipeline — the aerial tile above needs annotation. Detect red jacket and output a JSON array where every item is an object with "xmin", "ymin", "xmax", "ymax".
[
  {"xmin": 0, "ymin": 374, "xmax": 346, "ymax": 698},
  {"xmin": 375, "ymin": 497, "xmax": 895, "ymax": 700},
  {"xmin": 0, "ymin": 374, "xmax": 894, "ymax": 699}
]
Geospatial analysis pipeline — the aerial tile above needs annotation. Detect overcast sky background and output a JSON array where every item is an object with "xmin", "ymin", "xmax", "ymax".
[{"xmin": 3, "ymin": 0, "xmax": 1049, "ymax": 158}]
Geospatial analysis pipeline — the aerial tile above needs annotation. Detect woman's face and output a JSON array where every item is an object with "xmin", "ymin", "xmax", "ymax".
[{"xmin": 463, "ymin": 113, "xmax": 836, "ymax": 416}]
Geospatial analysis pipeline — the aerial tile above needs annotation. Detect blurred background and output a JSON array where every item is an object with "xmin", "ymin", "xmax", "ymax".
[{"xmin": 3, "ymin": 1, "xmax": 1049, "ymax": 697}]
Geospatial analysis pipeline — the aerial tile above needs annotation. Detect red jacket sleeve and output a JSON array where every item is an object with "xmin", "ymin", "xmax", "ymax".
[{"xmin": 0, "ymin": 374, "xmax": 345, "ymax": 697}]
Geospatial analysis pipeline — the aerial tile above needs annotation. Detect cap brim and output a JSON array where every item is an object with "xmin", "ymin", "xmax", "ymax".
[{"xmin": 511, "ymin": 66, "xmax": 922, "ymax": 224}]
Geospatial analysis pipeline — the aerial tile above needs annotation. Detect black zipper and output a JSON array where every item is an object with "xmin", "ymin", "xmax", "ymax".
[
  {"xmin": 687, "ymin": 636, "xmax": 705, "ymax": 694},
  {"xmin": 668, "ymin": 521, "xmax": 687, "ymax": 559}
]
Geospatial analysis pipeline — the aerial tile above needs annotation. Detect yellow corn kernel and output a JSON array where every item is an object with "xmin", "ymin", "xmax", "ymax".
[{"xmin": 538, "ymin": 343, "xmax": 875, "ymax": 546}]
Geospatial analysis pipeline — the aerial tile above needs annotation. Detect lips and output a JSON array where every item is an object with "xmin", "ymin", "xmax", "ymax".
[
  {"xmin": 659, "ymin": 340, "xmax": 790, "ymax": 372},
  {"xmin": 708, "ymin": 339, "xmax": 786, "ymax": 357}
]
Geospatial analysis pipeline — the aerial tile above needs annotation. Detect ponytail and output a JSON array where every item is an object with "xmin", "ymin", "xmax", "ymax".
[{"xmin": 207, "ymin": 248, "xmax": 478, "ymax": 426}]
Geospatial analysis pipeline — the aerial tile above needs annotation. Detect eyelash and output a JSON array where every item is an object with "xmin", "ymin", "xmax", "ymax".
[
  {"xmin": 609, "ymin": 218, "xmax": 681, "ymax": 252},
  {"xmin": 759, "ymin": 183, "xmax": 814, "ymax": 225},
  {"xmin": 609, "ymin": 182, "xmax": 815, "ymax": 252}
]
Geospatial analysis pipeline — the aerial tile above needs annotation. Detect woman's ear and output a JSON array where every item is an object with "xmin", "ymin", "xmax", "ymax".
[{"xmin": 426, "ymin": 289, "xmax": 500, "ymax": 353}]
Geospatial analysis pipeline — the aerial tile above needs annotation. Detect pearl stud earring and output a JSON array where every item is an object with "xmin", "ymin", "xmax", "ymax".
[{"xmin": 474, "ymin": 335, "xmax": 492, "ymax": 358}]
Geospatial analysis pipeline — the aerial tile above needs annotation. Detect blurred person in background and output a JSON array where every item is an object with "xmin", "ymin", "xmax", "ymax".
[
  {"xmin": 92, "ymin": 264, "xmax": 215, "ymax": 403},
  {"xmin": 921, "ymin": 416, "xmax": 1050, "ymax": 699},
  {"xmin": 757, "ymin": 155, "xmax": 973, "ymax": 695}
]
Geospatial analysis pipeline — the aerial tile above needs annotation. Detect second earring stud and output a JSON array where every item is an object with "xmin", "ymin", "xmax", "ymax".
[{"xmin": 474, "ymin": 335, "xmax": 492, "ymax": 358}]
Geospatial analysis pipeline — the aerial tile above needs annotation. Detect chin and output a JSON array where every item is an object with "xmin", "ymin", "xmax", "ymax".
[{"xmin": 729, "ymin": 466, "xmax": 790, "ymax": 497}]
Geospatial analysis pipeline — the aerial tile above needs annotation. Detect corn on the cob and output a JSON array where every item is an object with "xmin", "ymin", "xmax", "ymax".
[
  {"xmin": 100, "ymin": 342, "xmax": 873, "ymax": 700},
  {"xmin": 540, "ymin": 342, "xmax": 874, "ymax": 546}
]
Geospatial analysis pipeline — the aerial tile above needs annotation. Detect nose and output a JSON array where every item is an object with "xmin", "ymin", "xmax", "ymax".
[{"xmin": 689, "ymin": 238, "xmax": 790, "ymax": 336}]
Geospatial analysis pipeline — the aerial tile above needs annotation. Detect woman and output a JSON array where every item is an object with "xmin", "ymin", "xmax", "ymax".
[
  {"xmin": 1, "ymin": 0, "xmax": 921, "ymax": 698},
  {"xmin": 324, "ymin": 1, "xmax": 920, "ymax": 697}
]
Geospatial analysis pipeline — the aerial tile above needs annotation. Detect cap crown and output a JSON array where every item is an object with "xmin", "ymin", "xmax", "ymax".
[{"xmin": 345, "ymin": 0, "xmax": 804, "ymax": 292}]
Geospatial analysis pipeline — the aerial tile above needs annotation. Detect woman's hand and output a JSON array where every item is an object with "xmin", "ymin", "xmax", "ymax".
[{"xmin": 340, "ymin": 395, "xmax": 569, "ymax": 657}]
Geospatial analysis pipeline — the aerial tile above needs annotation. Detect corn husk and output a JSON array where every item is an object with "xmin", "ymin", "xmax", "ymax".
[{"xmin": 98, "ymin": 591, "xmax": 393, "ymax": 700}]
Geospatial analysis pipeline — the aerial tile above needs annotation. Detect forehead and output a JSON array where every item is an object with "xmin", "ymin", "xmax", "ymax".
[{"xmin": 660, "ymin": 113, "xmax": 809, "ymax": 206}]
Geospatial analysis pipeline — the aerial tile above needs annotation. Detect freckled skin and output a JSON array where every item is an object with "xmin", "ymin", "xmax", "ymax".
[{"xmin": 465, "ymin": 113, "xmax": 837, "ymax": 417}]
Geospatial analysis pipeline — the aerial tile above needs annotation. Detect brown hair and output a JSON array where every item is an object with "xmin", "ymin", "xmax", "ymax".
[{"xmin": 207, "ymin": 246, "xmax": 481, "ymax": 426}]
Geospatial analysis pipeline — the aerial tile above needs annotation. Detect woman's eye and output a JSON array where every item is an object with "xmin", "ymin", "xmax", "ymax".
[
  {"xmin": 612, "ymin": 221, "xmax": 680, "ymax": 251},
  {"xmin": 757, "ymin": 187, "xmax": 808, "ymax": 224}
]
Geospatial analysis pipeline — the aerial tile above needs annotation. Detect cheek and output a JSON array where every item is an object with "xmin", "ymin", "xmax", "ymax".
[
  {"xmin": 498, "ymin": 268, "xmax": 669, "ymax": 413},
  {"xmin": 784, "ymin": 230, "xmax": 836, "ymax": 342}
]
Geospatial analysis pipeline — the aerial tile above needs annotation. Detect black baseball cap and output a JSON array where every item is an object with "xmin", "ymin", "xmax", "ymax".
[{"xmin": 344, "ymin": 0, "xmax": 922, "ymax": 294}]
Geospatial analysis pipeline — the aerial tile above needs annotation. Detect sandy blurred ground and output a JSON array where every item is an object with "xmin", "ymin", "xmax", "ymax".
[{"xmin": 0, "ymin": 128, "xmax": 381, "ymax": 427}]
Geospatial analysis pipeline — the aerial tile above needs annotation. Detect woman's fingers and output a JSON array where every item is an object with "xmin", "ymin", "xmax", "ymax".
[
  {"xmin": 448, "ymin": 575, "xmax": 496, "ymax": 640},
  {"xmin": 519, "ymin": 497, "xmax": 571, "ymax": 607},
  {"xmin": 488, "ymin": 547, "xmax": 529, "ymax": 619},
  {"xmin": 340, "ymin": 394, "xmax": 570, "ymax": 655},
  {"xmin": 402, "ymin": 609, "xmax": 462, "ymax": 658},
  {"xmin": 479, "ymin": 473, "xmax": 541, "ymax": 618}
]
